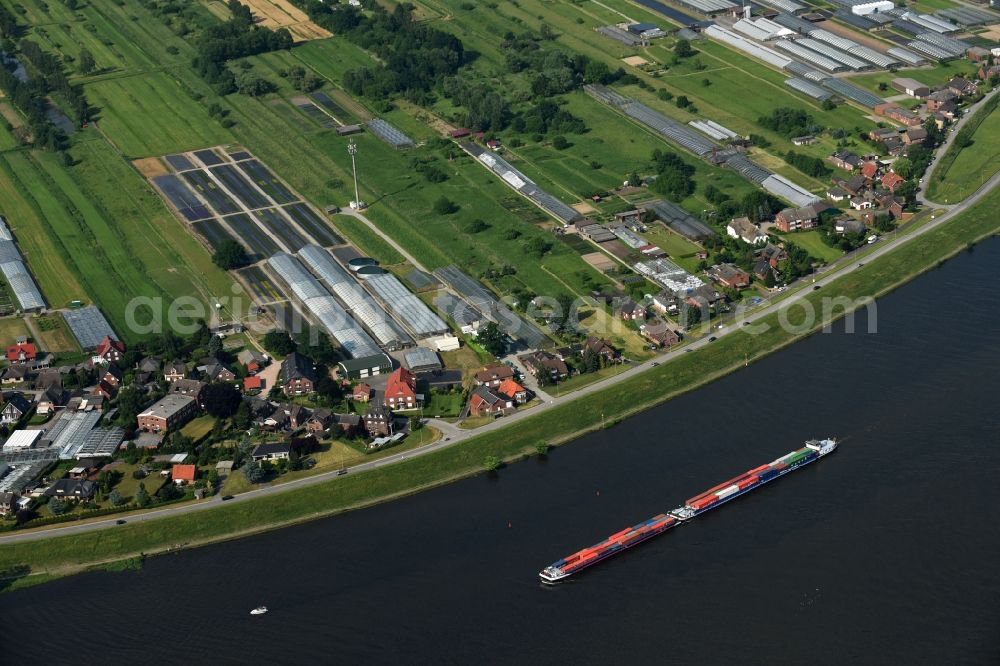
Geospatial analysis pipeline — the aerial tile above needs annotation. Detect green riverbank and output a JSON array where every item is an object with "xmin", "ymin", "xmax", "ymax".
[{"xmin": 3, "ymin": 187, "xmax": 1000, "ymax": 589}]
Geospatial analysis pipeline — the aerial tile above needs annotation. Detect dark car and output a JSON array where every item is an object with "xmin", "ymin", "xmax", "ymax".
[
  {"xmin": 708, "ymin": 336, "xmax": 717, "ymax": 342},
  {"xmin": 813, "ymin": 284, "xmax": 821, "ymax": 290},
  {"xmin": 116, "ymin": 519, "xmax": 127, "ymax": 525},
  {"xmin": 337, "ymin": 469, "xmax": 348, "ymax": 476},
  {"xmin": 651, "ymin": 362, "xmax": 660, "ymax": 367},
  {"xmin": 221, "ymin": 495, "xmax": 234, "ymax": 501}
]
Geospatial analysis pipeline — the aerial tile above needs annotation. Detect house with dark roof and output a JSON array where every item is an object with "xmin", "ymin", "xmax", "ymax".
[
  {"xmin": 102, "ymin": 365, "xmax": 122, "ymax": 387},
  {"xmin": 473, "ymin": 364, "xmax": 514, "ymax": 388},
  {"xmin": 469, "ymin": 385, "xmax": 514, "ymax": 417},
  {"xmin": 584, "ymin": 337, "xmax": 619, "ymax": 362},
  {"xmin": 363, "ymin": 403, "xmax": 394, "ymax": 437},
  {"xmin": 829, "ymin": 151, "xmax": 861, "ymax": 171},
  {"xmin": 137, "ymin": 356, "xmax": 161, "ymax": 374},
  {"xmin": 282, "ymin": 352, "xmax": 317, "ymax": 396},
  {"xmin": 164, "ymin": 360, "xmax": 186, "ymax": 382},
  {"xmin": 45, "ymin": 478, "xmax": 96, "ymax": 501},
  {"xmin": 170, "ymin": 379, "xmax": 206, "ymax": 401},
  {"xmin": 37, "ymin": 385, "xmax": 68, "ymax": 415},
  {"xmin": 706, "ymin": 264, "xmax": 751, "ymax": 290},
  {"xmin": 640, "ymin": 320, "xmax": 680, "ymax": 348},
  {"xmin": 334, "ymin": 413, "xmax": 362, "ymax": 437},
  {"xmin": 92, "ymin": 336, "xmax": 125, "ymax": 365},
  {"xmin": 251, "ymin": 442, "xmax": 292, "ymax": 463},
  {"xmin": 518, "ymin": 351, "xmax": 569, "ymax": 381},
  {"xmin": 198, "ymin": 359, "xmax": 236, "ymax": 383},
  {"xmin": 305, "ymin": 408, "xmax": 334, "ymax": 434},
  {"xmin": 0, "ymin": 392, "xmax": 31, "ymax": 424}
]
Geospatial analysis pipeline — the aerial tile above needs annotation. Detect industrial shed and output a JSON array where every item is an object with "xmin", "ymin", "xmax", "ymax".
[{"xmin": 0, "ymin": 217, "xmax": 44, "ymax": 312}]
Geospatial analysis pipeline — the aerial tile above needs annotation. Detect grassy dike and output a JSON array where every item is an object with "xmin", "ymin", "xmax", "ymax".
[{"xmin": 3, "ymin": 190, "xmax": 1000, "ymax": 586}]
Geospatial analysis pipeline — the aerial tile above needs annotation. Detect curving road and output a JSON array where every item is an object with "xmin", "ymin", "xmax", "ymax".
[{"xmin": 6, "ymin": 129, "xmax": 1000, "ymax": 545}]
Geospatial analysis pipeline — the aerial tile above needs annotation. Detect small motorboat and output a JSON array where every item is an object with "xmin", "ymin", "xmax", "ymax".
[{"xmin": 250, "ymin": 606, "xmax": 268, "ymax": 616}]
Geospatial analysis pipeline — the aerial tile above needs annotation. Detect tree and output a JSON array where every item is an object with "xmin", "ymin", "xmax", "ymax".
[
  {"xmin": 235, "ymin": 71, "xmax": 276, "ymax": 97},
  {"xmin": 891, "ymin": 157, "xmax": 913, "ymax": 180},
  {"xmin": 552, "ymin": 135, "xmax": 569, "ymax": 150},
  {"xmin": 315, "ymin": 375, "xmax": 342, "ymax": 403},
  {"xmin": 409, "ymin": 415, "xmax": 422, "ymax": 431},
  {"xmin": 109, "ymin": 489, "xmax": 126, "ymax": 506},
  {"xmin": 674, "ymin": 39, "xmax": 695, "ymax": 58},
  {"xmin": 535, "ymin": 441, "xmax": 548, "ymax": 455},
  {"xmin": 477, "ymin": 321, "xmax": 506, "ymax": 357},
  {"xmin": 212, "ymin": 239, "xmax": 250, "ymax": 269},
  {"xmin": 675, "ymin": 95, "xmax": 691, "ymax": 109},
  {"xmin": 263, "ymin": 330, "xmax": 297, "ymax": 356},
  {"xmin": 136, "ymin": 482, "xmax": 150, "ymax": 508},
  {"xmin": 433, "ymin": 196, "xmax": 458, "ymax": 215},
  {"xmin": 234, "ymin": 400, "xmax": 251, "ymax": 430},
  {"xmin": 48, "ymin": 497, "xmax": 68, "ymax": 516},
  {"xmin": 201, "ymin": 383, "xmax": 242, "ymax": 418},
  {"xmin": 483, "ymin": 455, "xmax": 501, "ymax": 471},
  {"xmin": 242, "ymin": 459, "xmax": 265, "ymax": 483},
  {"xmin": 77, "ymin": 48, "xmax": 95, "ymax": 75},
  {"xmin": 115, "ymin": 386, "xmax": 147, "ymax": 428}
]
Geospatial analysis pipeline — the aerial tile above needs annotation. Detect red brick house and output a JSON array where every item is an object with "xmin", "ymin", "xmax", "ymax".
[
  {"xmin": 363, "ymin": 403, "xmax": 393, "ymax": 437},
  {"xmin": 882, "ymin": 172, "xmax": 905, "ymax": 193},
  {"xmin": 281, "ymin": 352, "xmax": 317, "ymax": 396},
  {"xmin": 706, "ymin": 264, "xmax": 751, "ymax": 289},
  {"xmin": 469, "ymin": 386, "xmax": 514, "ymax": 417},
  {"xmin": 351, "ymin": 383, "xmax": 372, "ymax": 403},
  {"xmin": 384, "ymin": 367, "xmax": 418, "ymax": 410},
  {"xmin": 584, "ymin": 337, "xmax": 619, "ymax": 362},
  {"xmin": 5, "ymin": 342, "xmax": 36, "ymax": 363},
  {"xmin": 474, "ymin": 364, "xmax": 514, "ymax": 388},
  {"xmin": 775, "ymin": 207, "xmax": 817, "ymax": 232},
  {"xmin": 93, "ymin": 336, "xmax": 125, "ymax": 365},
  {"xmin": 102, "ymin": 366, "xmax": 122, "ymax": 387},
  {"xmin": 640, "ymin": 320, "xmax": 680, "ymax": 348},
  {"xmin": 93, "ymin": 379, "xmax": 117, "ymax": 400}
]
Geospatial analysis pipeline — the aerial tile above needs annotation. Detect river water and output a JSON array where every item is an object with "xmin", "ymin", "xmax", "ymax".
[{"xmin": 3, "ymin": 240, "xmax": 999, "ymax": 665}]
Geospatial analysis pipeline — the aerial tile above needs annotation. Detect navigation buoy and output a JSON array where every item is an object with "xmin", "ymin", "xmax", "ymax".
[{"xmin": 507, "ymin": 521, "xmax": 512, "ymax": 528}]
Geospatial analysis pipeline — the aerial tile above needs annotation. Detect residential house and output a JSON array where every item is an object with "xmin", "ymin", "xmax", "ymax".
[
  {"xmin": 45, "ymin": 478, "xmax": 96, "ymax": 501},
  {"xmin": 902, "ymin": 127, "xmax": 927, "ymax": 144},
  {"xmin": 753, "ymin": 258, "xmax": 775, "ymax": 282},
  {"xmin": 835, "ymin": 218, "xmax": 866, "ymax": 235},
  {"xmin": 0, "ymin": 393, "xmax": 31, "ymax": 424},
  {"xmin": 170, "ymin": 379, "xmax": 206, "ymax": 402},
  {"xmin": 925, "ymin": 90, "xmax": 957, "ymax": 112},
  {"xmin": 5, "ymin": 342, "xmax": 36, "ymax": 364},
  {"xmin": 246, "ymin": 397, "xmax": 274, "ymax": 423},
  {"xmin": 0, "ymin": 492, "xmax": 17, "ymax": 516},
  {"xmin": 876, "ymin": 194, "xmax": 906, "ymax": 219},
  {"xmin": 860, "ymin": 161, "xmax": 879, "ymax": 181},
  {"xmin": 640, "ymin": 320, "xmax": 680, "ymax": 348},
  {"xmin": 164, "ymin": 360, "xmax": 186, "ymax": 383},
  {"xmin": 243, "ymin": 376, "xmax": 265, "ymax": 394},
  {"xmin": 518, "ymin": 351, "xmax": 569, "ymax": 382},
  {"xmin": 791, "ymin": 135, "xmax": 816, "ymax": 146},
  {"xmin": 198, "ymin": 358, "xmax": 236, "ymax": 383},
  {"xmin": 869, "ymin": 127, "xmax": 898, "ymax": 143},
  {"xmin": 615, "ymin": 298, "xmax": 647, "ymax": 321},
  {"xmin": 102, "ymin": 365, "xmax": 122, "ymax": 387},
  {"xmin": 237, "ymin": 349, "xmax": 268, "ymax": 375},
  {"xmin": 137, "ymin": 356, "xmax": 161, "ymax": 375},
  {"xmin": 473, "ymin": 364, "xmax": 514, "ymax": 388},
  {"xmin": 829, "ymin": 151, "xmax": 862, "ymax": 171},
  {"xmin": 137, "ymin": 394, "xmax": 198, "ymax": 433},
  {"xmin": 92, "ymin": 336, "xmax": 125, "ymax": 365},
  {"xmin": 850, "ymin": 197, "xmax": 873, "ymax": 211},
  {"xmin": 826, "ymin": 187, "xmax": 849, "ymax": 202},
  {"xmin": 497, "ymin": 378, "xmax": 529, "ymax": 405},
  {"xmin": 966, "ymin": 46, "xmax": 990, "ymax": 63},
  {"xmin": 305, "ymin": 408, "xmax": 334, "ymax": 434},
  {"xmin": 351, "ymin": 383, "xmax": 372, "ymax": 403},
  {"xmin": 282, "ymin": 352, "xmax": 317, "ymax": 396},
  {"xmin": 836, "ymin": 174, "xmax": 869, "ymax": 196},
  {"xmin": 775, "ymin": 206, "xmax": 818, "ymax": 232},
  {"xmin": 882, "ymin": 172, "xmax": 905, "ymax": 193},
  {"xmin": 251, "ymin": 442, "xmax": 292, "ymax": 462},
  {"xmin": 383, "ymin": 367, "xmax": 418, "ymax": 410},
  {"xmin": 171, "ymin": 464, "xmax": 197, "ymax": 485},
  {"xmin": 944, "ymin": 76, "xmax": 976, "ymax": 98},
  {"xmin": 652, "ymin": 290, "xmax": 679, "ymax": 315},
  {"xmin": 267, "ymin": 403, "xmax": 310, "ymax": 430},
  {"xmin": 1, "ymin": 365, "xmax": 31, "ymax": 386},
  {"xmin": 726, "ymin": 217, "xmax": 767, "ymax": 245},
  {"xmin": 706, "ymin": 264, "xmax": 751, "ymax": 290},
  {"xmin": 758, "ymin": 243, "xmax": 788, "ymax": 269},
  {"xmin": 977, "ymin": 64, "xmax": 1000, "ymax": 81},
  {"xmin": 363, "ymin": 403, "xmax": 394, "ymax": 437},
  {"xmin": 37, "ymin": 385, "xmax": 68, "ymax": 415},
  {"xmin": 335, "ymin": 413, "xmax": 362, "ymax": 437},
  {"xmin": 584, "ymin": 337, "xmax": 619, "ymax": 363},
  {"xmin": 93, "ymin": 379, "xmax": 117, "ymax": 401},
  {"xmin": 682, "ymin": 285, "xmax": 723, "ymax": 310},
  {"xmin": 469, "ymin": 385, "xmax": 514, "ymax": 417}
]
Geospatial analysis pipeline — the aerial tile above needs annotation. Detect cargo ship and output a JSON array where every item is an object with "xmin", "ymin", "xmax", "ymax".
[{"xmin": 539, "ymin": 439, "xmax": 836, "ymax": 584}]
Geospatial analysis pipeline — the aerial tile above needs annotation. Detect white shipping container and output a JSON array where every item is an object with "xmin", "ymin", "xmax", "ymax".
[{"xmin": 716, "ymin": 484, "xmax": 740, "ymax": 498}]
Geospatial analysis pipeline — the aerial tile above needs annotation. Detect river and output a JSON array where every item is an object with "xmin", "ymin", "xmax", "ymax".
[{"xmin": 2, "ymin": 239, "xmax": 999, "ymax": 665}]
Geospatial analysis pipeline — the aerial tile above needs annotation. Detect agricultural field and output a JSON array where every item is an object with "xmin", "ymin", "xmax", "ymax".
[
  {"xmin": 86, "ymin": 72, "xmax": 234, "ymax": 157},
  {"xmin": 0, "ymin": 121, "xmax": 18, "ymax": 152},
  {"xmin": 0, "ymin": 137, "xmax": 241, "ymax": 338},
  {"xmin": 849, "ymin": 61, "xmax": 977, "ymax": 95},
  {"xmin": 32, "ymin": 314, "xmax": 80, "ymax": 352},
  {"xmin": 927, "ymin": 102, "xmax": 1000, "ymax": 202},
  {"xmin": 0, "ymin": 316, "xmax": 31, "ymax": 347}
]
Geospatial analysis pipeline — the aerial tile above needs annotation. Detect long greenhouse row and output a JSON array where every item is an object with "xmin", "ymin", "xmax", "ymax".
[
  {"xmin": 267, "ymin": 252, "xmax": 382, "ymax": 359},
  {"xmin": 0, "ymin": 217, "xmax": 44, "ymax": 311}
]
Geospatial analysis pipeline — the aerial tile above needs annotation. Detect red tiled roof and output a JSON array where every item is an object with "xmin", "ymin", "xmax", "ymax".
[
  {"xmin": 385, "ymin": 367, "xmax": 416, "ymax": 401},
  {"xmin": 882, "ymin": 172, "xmax": 904, "ymax": 191},
  {"xmin": 497, "ymin": 378, "xmax": 526, "ymax": 399},
  {"xmin": 860, "ymin": 162, "xmax": 878, "ymax": 179},
  {"xmin": 96, "ymin": 335, "xmax": 125, "ymax": 357},
  {"xmin": 243, "ymin": 376, "xmax": 263, "ymax": 391},
  {"xmin": 172, "ymin": 464, "xmax": 197, "ymax": 482},
  {"xmin": 5, "ymin": 342, "xmax": 36, "ymax": 362}
]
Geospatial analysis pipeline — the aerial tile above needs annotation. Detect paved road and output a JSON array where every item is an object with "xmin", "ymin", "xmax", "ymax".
[
  {"xmin": 339, "ymin": 208, "xmax": 430, "ymax": 272},
  {"xmin": 7, "ymin": 136, "xmax": 1000, "ymax": 545},
  {"xmin": 918, "ymin": 88, "xmax": 999, "ymax": 209}
]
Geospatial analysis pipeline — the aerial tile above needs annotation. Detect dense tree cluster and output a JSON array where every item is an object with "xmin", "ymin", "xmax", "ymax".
[
  {"xmin": 650, "ymin": 149, "xmax": 695, "ymax": 202},
  {"xmin": 18, "ymin": 40, "xmax": 91, "ymax": 124},
  {"xmin": 212, "ymin": 239, "xmax": 250, "ymax": 269},
  {"xmin": 0, "ymin": 4, "xmax": 21, "ymax": 38},
  {"xmin": 757, "ymin": 107, "xmax": 817, "ymax": 139},
  {"xmin": 192, "ymin": 0, "xmax": 293, "ymax": 94},
  {"xmin": 784, "ymin": 151, "xmax": 830, "ymax": 178},
  {"xmin": 501, "ymin": 31, "xmax": 621, "ymax": 98}
]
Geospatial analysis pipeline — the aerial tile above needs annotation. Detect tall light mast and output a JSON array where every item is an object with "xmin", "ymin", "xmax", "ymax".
[{"xmin": 348, "ymin": 140, "xmax": 365, "ymax": 210}]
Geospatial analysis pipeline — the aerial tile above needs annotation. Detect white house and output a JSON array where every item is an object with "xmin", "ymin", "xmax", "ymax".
[{"xmin": 726, "ymin": 217, "xmax": 767, "ymax": 245}]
